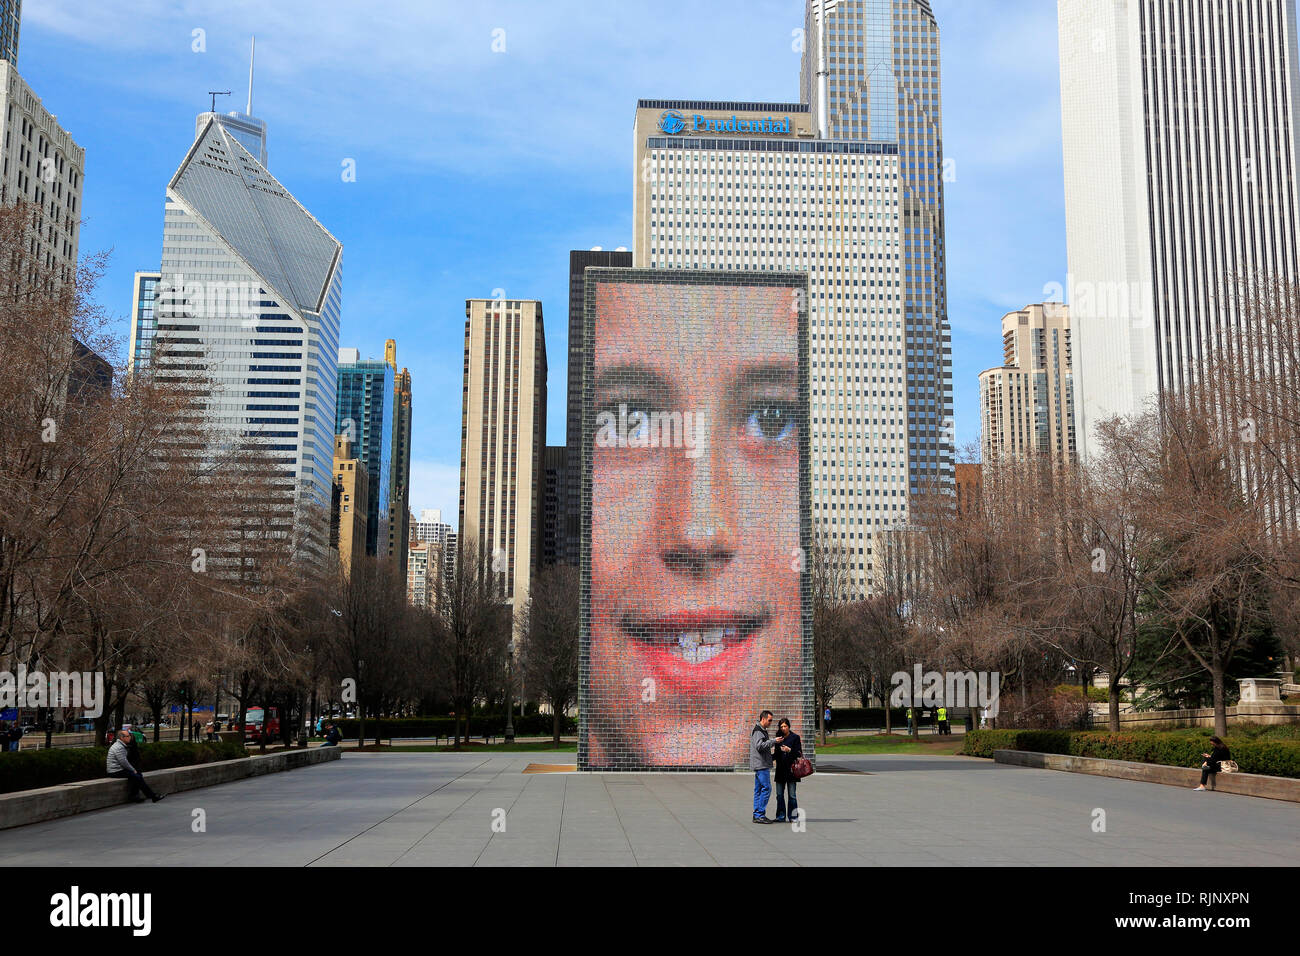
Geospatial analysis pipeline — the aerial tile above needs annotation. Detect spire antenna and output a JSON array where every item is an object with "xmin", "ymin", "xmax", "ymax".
[{"xmin": 247, "ymin": 36, "xmax": 255, "ymax": 114}]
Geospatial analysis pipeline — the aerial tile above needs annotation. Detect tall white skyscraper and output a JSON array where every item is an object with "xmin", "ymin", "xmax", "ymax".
[
  {"xmin": 633, "ymin": 0, "xmax": 950, "ymax": 595},
  {"xmin": 1059, "ymin": 0, "xmax": 1300, "ymax": 459},
  {"xmin": 139, "ymin": 115, "xmax": 342, "ymax": 552}
]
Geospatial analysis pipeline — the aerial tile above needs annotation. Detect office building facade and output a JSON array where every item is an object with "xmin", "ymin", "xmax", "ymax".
[
  {"xmin": 142, "ymin": 115, "xmax": 342, "ymax": 553},
  {"xmin": 565, "ymin": 249, "xmax": 631, "ymax": 566},
  {"xmin": 458, "ymin": 298, "xmax": 546, "ymax": 616},
  {"xmin": 335, "ymin": 347, "xmax": 394, "ymax": 560},
  {"xmin": 1059, "ymin": 0, "xmax": 1300, "ymax": 460},
  {"xmin": 0, "ymin": 0, "xmax": 19, "ymax": 65},
  {"xmin": 633, "ymin": 0, "xmax": 950, "ymax": 596},
  {"xmin": 0, "ymin": 59, "xmax": 84, "ymax": 287},
  {"xmin": 330, "ymin": 435, "xmax": 368, "ymax": 578},
  {"xmin": 978, "ymin": 303, "xmax": 1075, "ymax": 467},
  {"xmin": 387, "ymin": 359, "xmax": 413, "ymax": 577},
  {"xmin": 127, "ymin": 271, "xmax": 161, "ymax": 377}
]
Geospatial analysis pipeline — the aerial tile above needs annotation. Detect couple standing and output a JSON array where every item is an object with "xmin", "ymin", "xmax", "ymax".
[{"xmin": 750, "ymin": 710, "xmax": 803, "ymax": 824}]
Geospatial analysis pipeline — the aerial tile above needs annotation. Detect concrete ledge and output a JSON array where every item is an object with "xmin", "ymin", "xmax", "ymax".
[
  {"xmin": 993, "ymin": 749, "xmax": 1300, "ymax": 803},
  {"xmin": 0, "ymin": 746, "xmax": 342, "ymax": 831}
]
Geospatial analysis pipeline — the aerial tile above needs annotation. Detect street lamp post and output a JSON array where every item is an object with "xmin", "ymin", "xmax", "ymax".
[{"xmin": 504, "ymin": 641, "xmax": 516, "ymax": 744}]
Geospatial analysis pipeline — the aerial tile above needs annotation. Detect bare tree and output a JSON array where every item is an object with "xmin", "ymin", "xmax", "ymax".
[{"xmin": 520, "ymin": 563, "xmax": 579, "ymax": 745}]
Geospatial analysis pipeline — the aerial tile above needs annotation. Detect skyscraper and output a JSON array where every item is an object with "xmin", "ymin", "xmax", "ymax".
[
  {"xmin": 632, "ymin": 0, "xmax": 951, "ymax": 595},
  {"xmin": 141, "ymin": 115, "xmax": 342, "ymax": 553},
  {"xmin": 0, "ymin": 0, "xmax": 19, "ymax": 65},
  {"xmin": 1059, "ymin": 0, "xmax": 1300, "ymax": 459},
  {"xmin": 387, "ymin": 357, "xmax": 413, "ymax": 577},
  {"xmin": 459, "ymin": 298, "xmax": 546, "ymax": 617},
  {"xmin": 335, "ymin": 347, "xmax": 394, "ymax": 559},
  {"xmin": 0, "ymin": 59, "xmax": 84, "ymax": 287},
  {"xmin": 330, "ymin": 434, "xmax": 368, "ymax": 579},
  {"xmin": 127, "ymin": 271, "xmax": 161, "ymax": 377},
  {"xmin": 565, "ymin": 249, "xmax": 631, "ymax": 566},
  {"xmin": 978, "ymin": 303, "xmax": 1076, "ymax": 467}
]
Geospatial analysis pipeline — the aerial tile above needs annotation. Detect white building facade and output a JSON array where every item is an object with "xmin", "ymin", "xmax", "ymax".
[
  {"xmin": 633, "ymin": 0, "xmax": 951, "ymax": 595},
  {"xmin": 1059, "ymin": 0, "xmax": 1300, "ymax": 459},
  {"xmin": 141, "ymin": 116, "xmax": 342, "ymax": 550}
]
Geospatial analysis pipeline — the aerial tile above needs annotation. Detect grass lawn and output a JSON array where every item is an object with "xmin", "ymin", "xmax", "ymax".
[
  {"xmin": 353, "ymin": 740, "xmax": 577, "ymax": 753},
  {"xmin": 812, "ymin": 732, "xmax": 967, "ymax": 756}
]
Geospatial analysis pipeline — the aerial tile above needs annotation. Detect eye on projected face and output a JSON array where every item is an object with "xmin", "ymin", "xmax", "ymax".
[{"xmin": 584, "ymin": 278, "xmax": 806, "ymax": 769}]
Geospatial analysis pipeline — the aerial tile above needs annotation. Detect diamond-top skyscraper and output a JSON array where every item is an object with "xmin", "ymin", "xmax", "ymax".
[{"xmin": 145, "ymin": 116, "xmax": 342, "ymax": 553}]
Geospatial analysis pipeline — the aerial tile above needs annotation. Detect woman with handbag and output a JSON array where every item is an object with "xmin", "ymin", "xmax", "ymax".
[
  {"xmin": 772, "ymin": 718, "xmax": 805, "ymax": 822},
  {"xmin": 1194, "ymin": 736, "xmax": 1233, "ymax": 791}
]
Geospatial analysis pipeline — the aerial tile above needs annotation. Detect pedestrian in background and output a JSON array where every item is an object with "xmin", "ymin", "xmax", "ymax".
[
  {"xmin": 1194, "ymin": 736, "xmax": 1233, "ymax": 791},
  {"xmin": 772, "ymin": 718, "xmax": 803, "ymax": 823},
  {"xmin": 106, "ymin": 730, "xmax": 163, "ymax": 804}
]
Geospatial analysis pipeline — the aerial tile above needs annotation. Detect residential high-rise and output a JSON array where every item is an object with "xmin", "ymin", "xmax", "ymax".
[
  {"xmin": 335, "ymin": 347, "xmax": 393, "ymax": 559},
  {"xmin": 0, "ymin": 59, "xmax": 84, "ymax": 287},
  {"xmin": 565, "ymin": 249, "xmax": 631, "ymax": 565},
  {"xmin": 1059, "ymin": 0, "xmax": 1300, "ymax": 460},
  {"xmin": 141, "ymin": 115, "xmax": 342, "ymax": 553},
  {"xmin": 458, "ymin": 298, "xmax": 546, "ymax": 618},
  {"xmin": 330, "ymin": 435, "xmax": 368, "ymax": 578},
  {"xmin": 633, "ymin": 0, "xmax": 951, "ymax": 596},
  {"xmin": 978, "ymin": 303, "xmax": 1075, "ymax": 467},
  {"xmin": 0, "ymin": 0, "xmax": 19, "ymax": 65},
  {"xmin": 412, "ymin": 507, "xmax": 455, "ymax": 587},
  {"xmin": 414, "ymin": 508, "xmax": 453, "ymax": 550},
  {"xmin": 407, "ymin": 539, "xmax": 442, "ymax": 609},
  {"xmin": 387, "ymin": 357, "xmax": 413, "ymax": 578}
]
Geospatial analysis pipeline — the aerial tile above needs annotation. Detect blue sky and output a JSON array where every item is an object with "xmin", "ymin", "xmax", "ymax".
[{"xmin": 22, "ymin": 0, "xmax": 1066, "ymax": 529}]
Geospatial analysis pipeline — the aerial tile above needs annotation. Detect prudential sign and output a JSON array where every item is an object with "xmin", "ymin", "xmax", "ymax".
[{"xmin": 657, "ymin": 109, "xmax": 792, "ymax": 136}]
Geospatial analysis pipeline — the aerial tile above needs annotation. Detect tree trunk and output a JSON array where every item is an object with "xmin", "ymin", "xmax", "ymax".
[
  {"xmin": 552, "ymin": 705, "xmax": 560, "ymax": 746},
  {"xmin": 1211, "ymin": 657, "xmax": 1228, "ymax": 738},
  {"xmin": 1108, "ymin": 682, "xmax": 1121, "ymax": 732}
]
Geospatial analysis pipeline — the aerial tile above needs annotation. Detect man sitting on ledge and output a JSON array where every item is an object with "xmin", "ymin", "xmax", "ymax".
[{"xmin": 106, "ymin": 729, "xmax": 164, "ymax": 804}]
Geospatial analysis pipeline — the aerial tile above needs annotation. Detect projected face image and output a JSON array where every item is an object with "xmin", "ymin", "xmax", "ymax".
[{"xmin": 584, "ymin": 277, "xmax": 806, "ymax": 768}]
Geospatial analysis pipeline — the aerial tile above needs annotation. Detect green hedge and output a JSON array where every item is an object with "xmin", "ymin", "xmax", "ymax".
[
  {"xmin": 961, "ymin": 728, "xmax": 1300, "ymax": 778},
  {"xmin": 334, "ymin": 714, "xmax": 577, "ymax": 740},
  {"xmin": 0, "ymin": 741, "xmax": 247, "ymax": 794}
]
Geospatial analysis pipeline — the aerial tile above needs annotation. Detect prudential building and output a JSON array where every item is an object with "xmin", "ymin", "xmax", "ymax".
[{"xmin": 632, "ymin": 0, "xmax": 951, "ymax": 596}]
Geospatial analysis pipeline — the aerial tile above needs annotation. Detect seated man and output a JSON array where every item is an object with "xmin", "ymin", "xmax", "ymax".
[{"xmin": 106, "ymin": 730, "xmax": 164, "ymax": 804}]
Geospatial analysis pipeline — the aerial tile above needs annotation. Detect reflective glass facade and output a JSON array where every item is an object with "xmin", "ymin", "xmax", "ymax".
[{"xmin": 335, "ymin": 357, "xmax": 394, "ymax": 558}]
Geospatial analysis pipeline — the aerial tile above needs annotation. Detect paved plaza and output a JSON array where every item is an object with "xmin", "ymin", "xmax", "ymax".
[{"xmin": 2, "ymin": 753, "xmax": 1297, "ymax": 866}]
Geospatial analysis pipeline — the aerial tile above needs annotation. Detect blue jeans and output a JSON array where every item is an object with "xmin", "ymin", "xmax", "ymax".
[
  {"xmin": 775, "ymin": 779, "xmax": 798, "ymax": 821},
  {"xmin": 752, "ymin": 769, "xmax": 771, "ymax": 818}
]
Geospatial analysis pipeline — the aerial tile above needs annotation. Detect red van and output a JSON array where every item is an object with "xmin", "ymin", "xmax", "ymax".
[{"xmin": 243, "ymin": 707, "xmax": 280, "ymax": 744}]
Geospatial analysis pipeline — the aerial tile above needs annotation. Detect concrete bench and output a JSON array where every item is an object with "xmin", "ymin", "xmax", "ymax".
[
  {"xmin": 0, "ymin": 746, "xmax": 342, "ymax": 831},
  {"xmin": 993, "ymin": 749, "xmax": 1300, "ymax": 803}
]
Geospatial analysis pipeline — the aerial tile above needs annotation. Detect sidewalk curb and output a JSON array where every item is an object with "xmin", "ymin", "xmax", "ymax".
[
  {"xmin": 993, "ymin": 749, "xmax": 1300, "ymax": 802},
  {"xmin": 0, "ymin": 747, "xmax": 342, "ymax": 831}
]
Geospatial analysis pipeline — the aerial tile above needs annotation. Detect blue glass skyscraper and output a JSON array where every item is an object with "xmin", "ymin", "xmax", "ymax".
[{"xmin": 335, "ymin": 349, "xmax": 394, "ymax": 559}]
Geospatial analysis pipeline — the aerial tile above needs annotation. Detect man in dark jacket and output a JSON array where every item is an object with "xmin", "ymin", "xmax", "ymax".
[
  {"xmin": 749, "ymin": 710, "xmax": 781, "ymax": 823},
  {"xmin": 106, "ymin": 730, "xmax": 163, "ymax": 803},
  {"xmin": 772, "ymin": 718, "xmax": 804, "ymax": 823},
  {"xmin": 322, "ymin": 722, "xmax": 342, "ymax": 747}
]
